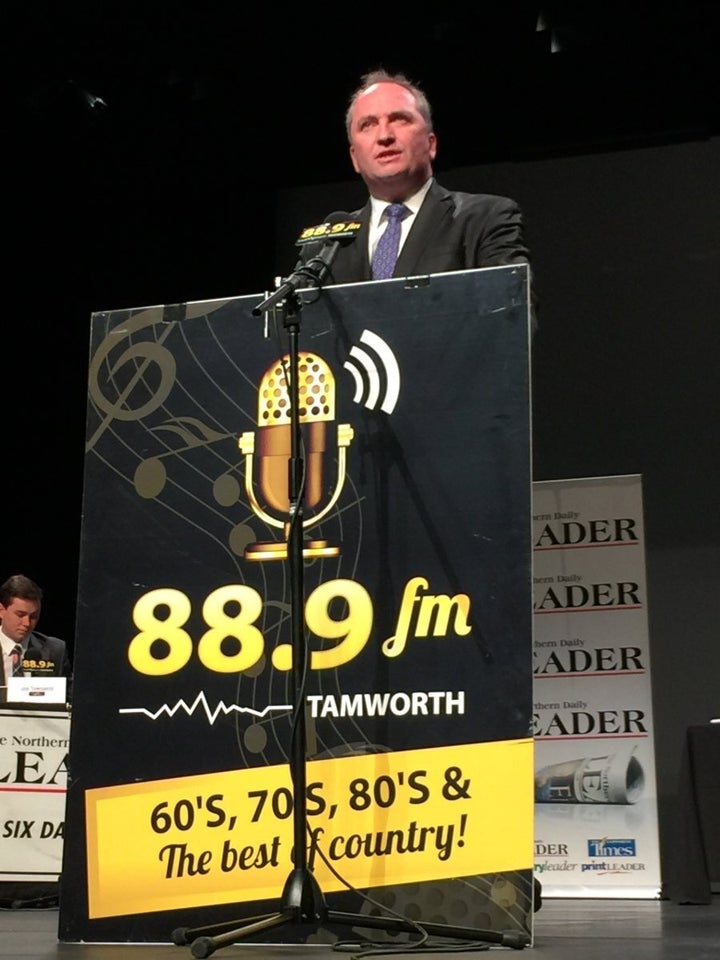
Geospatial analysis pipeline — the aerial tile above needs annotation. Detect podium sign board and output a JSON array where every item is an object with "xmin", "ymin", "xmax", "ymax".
[{"xmin": 59, "ymin": 266, "xmax": 535, "ymax": 943}]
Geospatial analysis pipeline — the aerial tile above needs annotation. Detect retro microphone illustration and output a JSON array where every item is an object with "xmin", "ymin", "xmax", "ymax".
[{"xmin": 238, "ymin": 351, "xmax": 354, "ymax": 561}]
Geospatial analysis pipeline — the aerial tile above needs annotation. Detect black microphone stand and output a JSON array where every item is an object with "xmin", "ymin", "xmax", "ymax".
[{"xmin": 171, "ymin": 255, "xmax": 531, "ymax": 957}]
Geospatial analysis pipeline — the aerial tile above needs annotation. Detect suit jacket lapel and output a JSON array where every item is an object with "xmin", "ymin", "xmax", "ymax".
[
  {"xmin": 323, "ymin": 201, "xmax": 371, "ymax": 285},
  {"xmin": 394, "ymin": 182, "xmax": 453, "ymax": 277},
  {"xmin": 348, "ymin": 201, "xmax": 372, "ymax": 281}
]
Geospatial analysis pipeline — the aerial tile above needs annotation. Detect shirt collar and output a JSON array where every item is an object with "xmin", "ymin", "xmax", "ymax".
[
  {"xmin": 0, "ymin": 627, "xmax": 24, "ymax": 656},
  {"xmin": 369, "ymin": 178, "xmax": 434, "ymax": 226}
]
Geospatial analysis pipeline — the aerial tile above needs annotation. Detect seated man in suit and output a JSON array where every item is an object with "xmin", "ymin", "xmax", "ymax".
[
  {"xmin": 0, "ymin": 573, "xmax": 72, "ymax": 702},
  {"xmin": 295, "ymin": 67, "xmax": 535, "ymax": 321}
]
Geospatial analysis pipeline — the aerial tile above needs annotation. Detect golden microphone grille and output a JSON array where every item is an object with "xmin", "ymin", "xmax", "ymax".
[{"xmin": 258, "ymin": 352, "xmax": 335, "ymax": 426}]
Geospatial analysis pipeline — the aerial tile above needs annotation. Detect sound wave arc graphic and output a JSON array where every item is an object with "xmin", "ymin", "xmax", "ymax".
[
  {"xmin": 344, "ymin": 330, "xmax": 400, "ymax": 413},
  {"xmin": 119, "ymin": 690, "xmax": 292, "ymax": 726}
]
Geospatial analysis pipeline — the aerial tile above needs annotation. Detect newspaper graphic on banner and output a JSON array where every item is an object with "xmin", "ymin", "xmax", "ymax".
[{"xmin": 532, "ymin": 475, "xmax": 662, "ymax": 898}]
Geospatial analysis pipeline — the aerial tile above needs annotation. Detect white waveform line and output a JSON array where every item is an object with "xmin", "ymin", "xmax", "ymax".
[{"xmin": 119, "ymin": 691, "xmax": 293, "ymax": 726}]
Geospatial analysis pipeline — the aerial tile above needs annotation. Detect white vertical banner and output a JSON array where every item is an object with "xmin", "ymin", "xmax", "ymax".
[
  {"xmin": 0, "ymin": 707, "xmax": 69, "ymax": 883},
  {"xmin": 532, "ymin": 475, "xmax": 662, "ymax": 897}
]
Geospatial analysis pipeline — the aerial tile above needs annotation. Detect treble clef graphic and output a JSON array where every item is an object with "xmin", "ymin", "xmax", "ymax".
[{"xmin": 86, "ymin": 306, "xmax": 178, "ymax": 451}]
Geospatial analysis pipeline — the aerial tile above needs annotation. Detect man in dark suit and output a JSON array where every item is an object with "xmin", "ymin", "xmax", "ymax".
[
  {"xmin": 0, "ymin": 574, "xmax": 71, "ymax": 702},
  {"xmin": 296, "ymin": 68, "xmax": 534, "ymax": 308}
]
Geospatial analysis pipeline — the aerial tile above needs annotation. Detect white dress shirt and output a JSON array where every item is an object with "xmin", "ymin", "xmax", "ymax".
[
  {"xmin": 1, "ymin": 627, "xmax": 25, "ymax": 685},
  {"xmin": 368, "ymin": 178, "xmax": 433, "ymax": 263}
]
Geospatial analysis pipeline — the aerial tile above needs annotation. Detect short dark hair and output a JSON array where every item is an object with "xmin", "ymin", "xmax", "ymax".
[
  {"xmin": 345, "ymin": 69, "xmax": 433, "ymax": 139},
  {"xmin": 0, "ymin": 574, "xmax": 43, "ymax": 607}
]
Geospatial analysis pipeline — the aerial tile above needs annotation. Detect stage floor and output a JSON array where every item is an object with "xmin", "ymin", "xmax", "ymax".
[{"xmin": 1, "ymin": 897, "xmax": 718, "ymax": 960}]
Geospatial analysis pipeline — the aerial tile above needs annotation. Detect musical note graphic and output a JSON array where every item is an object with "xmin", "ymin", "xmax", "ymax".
[
  {"xmin": 86, "ymin": 307, "xmax": 179, "ymax": 451},
  {"xmin": 84, "ymin": 298, "xmax": 378, "ymax": 768},
  {"xmin": 133, "ymin": 417, "xmax": 235, "ymax": 498}
]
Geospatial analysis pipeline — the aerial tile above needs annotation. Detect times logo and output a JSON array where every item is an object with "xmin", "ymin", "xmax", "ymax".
[{"xmin": 587, "ymin": 837, "xmax": 637, "ymax": 857}]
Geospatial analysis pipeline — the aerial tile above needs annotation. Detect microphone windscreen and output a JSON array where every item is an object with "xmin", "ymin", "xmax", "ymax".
[
  {"xmin": 23, "ymin": 644, "xmax": 55, "ymax": 674},
  {"xmin": 296, "ymin": 212, "xmax": 361, "ymax": 246}
]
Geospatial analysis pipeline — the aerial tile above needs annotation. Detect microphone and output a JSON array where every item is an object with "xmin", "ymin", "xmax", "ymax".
[
  {"xmin": 294, "ymin": 210, "xmax": 361, "ymax": 285},
  {"xmin": 295, "ymin": 212, "xmax": 362, "ymax": 248},
  {"xmin": 22, "ymin": 645, "xmax": 56, "ymax": 676},
  {"xmin": 252, "ymin": 212, "xmax": 361, "ymax": 316}
]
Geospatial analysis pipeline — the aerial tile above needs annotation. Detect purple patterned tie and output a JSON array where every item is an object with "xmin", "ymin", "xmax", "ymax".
[{"xmin": 372, "ymin": 203, "xmax": 409, "ymax": 279}]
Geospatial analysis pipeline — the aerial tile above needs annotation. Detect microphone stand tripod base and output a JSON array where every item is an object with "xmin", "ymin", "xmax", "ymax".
[
  {"xmin": 174, "ymin": 867, "xmax": 329, "ymax": 958},
  {"xmin": 244, "ymin": 540, "xmax": 340, "ymax": 561}
]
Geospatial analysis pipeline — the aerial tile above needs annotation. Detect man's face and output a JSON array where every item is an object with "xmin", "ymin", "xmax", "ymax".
[
  {"xmin": 0, "ymin": 597, "xmax": 40, "ymax": 643},
  {"xmin": 348, "ymin": 82, "xmax": 437, "ymax": 200}
]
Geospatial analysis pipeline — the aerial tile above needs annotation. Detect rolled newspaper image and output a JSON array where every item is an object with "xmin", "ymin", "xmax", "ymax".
[{"xmin": 535, "ymin": 748, "xmax": 645, "ymax": 804}]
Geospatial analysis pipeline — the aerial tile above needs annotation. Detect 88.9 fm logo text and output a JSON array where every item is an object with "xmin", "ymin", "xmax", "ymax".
[{"xmin": 127, "ymin": 577, "xmax": 473, "ymax": 676}]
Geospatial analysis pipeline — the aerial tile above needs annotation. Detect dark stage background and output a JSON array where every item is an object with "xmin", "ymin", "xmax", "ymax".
[{"xmin": 6, "ymin": 1, "xmax": 720, "ymax": 897}]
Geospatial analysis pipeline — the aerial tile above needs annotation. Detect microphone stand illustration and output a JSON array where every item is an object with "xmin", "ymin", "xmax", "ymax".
[
  {"xmin": 238, "ymin": 352, "xmax": 354, "ymax": 561},
  {"xmin": 171, "ymin": 224, "xmax": 529, "ymax": 957}
]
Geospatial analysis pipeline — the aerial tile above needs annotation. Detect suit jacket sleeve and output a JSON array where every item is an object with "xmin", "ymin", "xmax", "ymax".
[{"xmin": 396, "ymin": 182, "xmax": 531, "ymax": 275}]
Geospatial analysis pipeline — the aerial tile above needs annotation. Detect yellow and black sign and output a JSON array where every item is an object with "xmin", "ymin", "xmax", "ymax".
[{"xmin": 60, "ymin": 266, "xmax": 534, "ymax": 944}]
